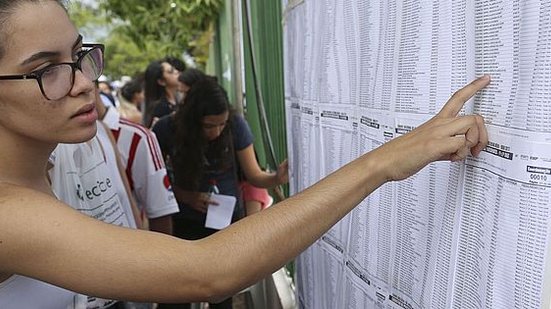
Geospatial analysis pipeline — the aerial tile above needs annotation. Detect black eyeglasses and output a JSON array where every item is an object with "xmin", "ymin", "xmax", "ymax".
[{"xmin": 0, "ymin": 43, "xmax": 104, "ymax": 100}]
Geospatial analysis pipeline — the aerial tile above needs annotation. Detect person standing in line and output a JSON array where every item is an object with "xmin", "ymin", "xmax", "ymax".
[
  {"xmin": 143, "ymin": 60, "xmax": 181, "ymax": 128},
  {"xmin": 178, "ymin": 68, "xmax": 274, "ymax": 217},
  {"xmin": 0, "ymin": 0, "xmax": 490, "ymax": 307},
  {"xmin": 163, "ymin": 56, "xmax": 187, "ymax": 103},
  {"xmin": 118, "ymin": 76, "xmax": 144, "ymax": 124},
  {"xmin": 153, "ymin": 79, "xmax": 289, "ymax": 308},
  {"xmin": 95, "ymin": 111, "xmax": 143, "ymax": 230},
  {"xmin": 97, "ymin": 87, "xmax": 179, "ymax": 235},
  {"xmin": 49, "ymin": 91, "xmax": 143, "ymax": 309},
  {"xmin": 164, "ymin": 56, "xmax": 186, "ymax": 73}
]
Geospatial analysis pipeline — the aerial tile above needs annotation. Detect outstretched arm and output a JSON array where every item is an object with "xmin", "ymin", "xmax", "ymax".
[{"xmin": 0, "ymin": 76, "xmax": 490, "ymax": 304}]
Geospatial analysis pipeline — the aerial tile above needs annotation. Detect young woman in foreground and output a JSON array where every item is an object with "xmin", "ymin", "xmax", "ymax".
[{"xmin": 0, "ymin": 0, "xmax": 490, "ymax": 307}]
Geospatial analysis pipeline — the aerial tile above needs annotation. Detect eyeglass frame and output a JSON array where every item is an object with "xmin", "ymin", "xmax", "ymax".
[{"xmin": 0, "ymin": 43, "xmax": 105, "ymax": 100}]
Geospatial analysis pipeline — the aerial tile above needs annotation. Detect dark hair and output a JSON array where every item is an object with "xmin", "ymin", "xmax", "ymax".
[
  {"xmin": 178, "ymin": 68, "xmax": 207, "ymax": 88},
  {"xmin": 163, "ymin": 56, "xmax": 186, "ymax": 72},
  {"xmin": 0, "ymin": 1, "xmax": 66, "ymax": 59},
  {"xmin": 120, "ymin": 78, "xmax": 143, "ymax": 103},
  {"xmin": 143, "ymin": 60, "xmax": 166, "ymax": 127},
  {"xmin": 172, "ymin": 79, "xmax": 234, "ymax": 190}
]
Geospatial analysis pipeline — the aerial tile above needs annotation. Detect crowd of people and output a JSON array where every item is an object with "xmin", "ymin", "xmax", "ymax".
[
  {"xmin": 0, "ymin": 1, "xmax": 490, "ymax": 309},
  {"xmin": 65, "ymin": 35, "xmax": 285, "ymax": 309}
]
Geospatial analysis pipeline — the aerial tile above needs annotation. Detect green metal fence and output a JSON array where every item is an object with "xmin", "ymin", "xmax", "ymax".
[
  {"xmin": 242, "ymin": 0, "xmax": 287, "ymax": 181},
  {"xmin": 208, "ymin": 0, "xmax": 288, "ymax": 197}
]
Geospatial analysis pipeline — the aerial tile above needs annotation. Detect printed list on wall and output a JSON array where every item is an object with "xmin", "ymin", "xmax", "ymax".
[{"xmin": 283, "ymin": 0, "xmax": 551, "ymax": 308}]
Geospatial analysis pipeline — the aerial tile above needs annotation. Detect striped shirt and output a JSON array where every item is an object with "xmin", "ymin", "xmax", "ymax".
[{"xmin": 103, "ymin": 107, "xmax": 179, "ymax": 219}]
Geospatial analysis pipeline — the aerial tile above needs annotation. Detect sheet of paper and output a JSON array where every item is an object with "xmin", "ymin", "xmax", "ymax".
[
  {"xmin": 453, "ymin": 125, "xmax": 551, "ymax": 308},
  {"xmin": 205, "ymin": 194, "xmax": 236, "ymax": 230}
]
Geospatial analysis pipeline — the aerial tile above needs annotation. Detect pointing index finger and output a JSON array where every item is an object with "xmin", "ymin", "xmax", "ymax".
[{"xmin": 438, "ymin": 75, "xmax": 491, "ymax": 118}]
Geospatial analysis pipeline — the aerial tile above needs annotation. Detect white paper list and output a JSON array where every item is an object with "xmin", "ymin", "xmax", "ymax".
[
  {"xmin": 452, "ymin": 126, "xmax": 551, "ymax": 309},
  {"xmin": 347, "ymin": 109, "xmax": 395, "ymax": 288},
  {"xmin": 474, "ymin": 0, "xmax": 551, "ymax": 133},
  {"xmin": 283, "ymin": 0, "xmax": 551, "ymax": 308}
]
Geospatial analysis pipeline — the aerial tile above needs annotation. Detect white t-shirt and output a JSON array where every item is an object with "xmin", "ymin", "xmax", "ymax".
[
  {"xmin": 0, "ymin": 275, "xmax": 85, "ymax": 309},
  {"xmin": 103, "ymin": 107, "xmax": 178, "ymax": 218},
  {"xmin": 95, "ymin": 122, "xmax": 138, "ymax": 228},
  {"xmin": 50, "ymin": 137, "xmax": 134, "ymax": 228},
  {"xmin": 49, "ymin": 136, "xmax": 136, "ymax": 308}
]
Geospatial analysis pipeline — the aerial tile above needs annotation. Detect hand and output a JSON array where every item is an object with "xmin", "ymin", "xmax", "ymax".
[
  {"xmin": 374, "ymin": 75, "xmax": 490, "ymax": 181},
  {"xmin": 188, "ymin": 192, "xmax": 218, "ymax": 214},
  {"xmin": 150, "ymin": 116, "xmax": 160, "ymax": 128},
  {"xmin": 276, "ymin": 159, "xmax": 289, "ymax": 185}
]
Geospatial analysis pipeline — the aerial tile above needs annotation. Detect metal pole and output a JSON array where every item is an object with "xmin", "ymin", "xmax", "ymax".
[{"xmin": 232, "ymin": 0, "xmax": 244, "ymax": 115}]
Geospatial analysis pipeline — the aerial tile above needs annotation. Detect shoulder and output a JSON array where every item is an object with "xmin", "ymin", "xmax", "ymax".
[
  {"xmin": 151, "ymin": 115, "xmax": 173, "ymax": 135},
  {"xmin": 0, "ymin": 183, "xmax": 148, "ymax": 289},
  {"xmin": 231, "ymin": 114, "xmax": 247, "ymax": 125},
  {"xmin": 0, "ymin": 183, "xmax": 79, "ymax": 272},
  {"xmin": 230, "ymin": 114, "xmax": 253, "ymax": 150},
  {"xmin": 117, "ymin": 119, "xmax": 165, "ymax": 169},
  {"xmin": 0, "ymin": 182, "xmax": 44, "ymax": 202},
  {"xmin": 0, "ymin": 184, "xmax": 69, "ymax": 218},
  {"xmin": 117, "ymin": 119, "xmax": 160, "ymax": 152},
  {"xmin": 230, "ymin": 114, "xmax": 251, "ymax": 133},
  {"xmin": 119, "ymin": 118, "xmax": 155, "ymax": 139}
]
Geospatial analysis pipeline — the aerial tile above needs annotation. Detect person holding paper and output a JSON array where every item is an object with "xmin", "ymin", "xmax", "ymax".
[
  {"xmin": 152, "ymin": 78, "xmax": 288, "ymax": 308},
  {"xmin": 0, "ymin": 1, "xmax": 489, "ymax": 307}
]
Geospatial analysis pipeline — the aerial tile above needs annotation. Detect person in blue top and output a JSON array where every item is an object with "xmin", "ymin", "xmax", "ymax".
[{"xmin": 153, "ymin": 78, "xmax": 288, "ymax": 308}]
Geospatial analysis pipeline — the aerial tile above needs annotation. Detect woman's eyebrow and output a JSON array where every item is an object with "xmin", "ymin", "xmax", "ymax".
[
  {"xmin": 20, "ymin": 51, "xmax": 60, "ymax": 66},
  {"xmin": 20, "ymin": 34, "xmax": 83, "ymax": 66}
]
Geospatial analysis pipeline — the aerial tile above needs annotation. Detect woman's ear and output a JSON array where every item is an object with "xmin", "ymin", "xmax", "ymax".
[{"xmin": 157, "ymin": 78, "xmax": 166, "ymax": 87}]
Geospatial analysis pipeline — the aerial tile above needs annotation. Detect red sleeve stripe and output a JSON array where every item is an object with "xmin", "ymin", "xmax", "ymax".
[
  {"xmin": 126, "ymin": 133, "xmax": 142, "ymax": 190},
  {"xmin": 119, "ymin": 119, "xmax": 163, "ymax": 171},
  {"xmin": 120, "ymin": 119, "xmax": 162, "ymax": 171},
  {"xmin": 111, "ymin": 128, "xmax": 121, "ymax": 142},
  {"xmin": 150, "ymin": 132, "xmax": 165, "ymax": 169}
]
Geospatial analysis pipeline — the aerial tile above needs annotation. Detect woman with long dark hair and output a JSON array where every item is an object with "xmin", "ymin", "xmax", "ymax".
[
  {"xmin": 155, "ymin": 78, "xmax": 288, "ymax": 230},
  {"xmin": 153, "ymin": 79, "xmax": 289, "ymax": 308},
  {"xmin": 143, "ymin": 60, "xmax": 181, "ymax": 128}
]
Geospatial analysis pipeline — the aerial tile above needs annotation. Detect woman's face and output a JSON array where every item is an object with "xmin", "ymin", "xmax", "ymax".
[
  {"xmin": 0, "ymin": 1, "xmax": 97, "ymax": 145},
  {"xmin": 160, "ymin": 62, "xmax": 181, "ymax": 93},
  {"xmin": 202, "ymin": 111, "xmax": 229, "ymax": 141}
]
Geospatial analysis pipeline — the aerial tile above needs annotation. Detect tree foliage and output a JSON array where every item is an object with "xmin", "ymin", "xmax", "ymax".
[
  {"xmin": 68, "ymin": 1, "xmax": 110, "ymax": 42},
  {"xmin": 101, "ymin": 0, "xmax": 221, "ymax": 76},
  {"xmin": 68, "ymin": 0, "xmax": 221, "ymax": 80}
]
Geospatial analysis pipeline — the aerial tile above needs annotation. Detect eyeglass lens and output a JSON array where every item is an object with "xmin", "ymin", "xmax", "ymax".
[{"xmin": 42, "ymin": 47, "xmax": 104, "ymax": 100}]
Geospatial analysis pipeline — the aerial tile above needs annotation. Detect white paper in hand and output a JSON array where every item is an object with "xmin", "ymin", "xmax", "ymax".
[{"xmin": 205, "ymin": 194, "xmax": 237, "ymax": 230}]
